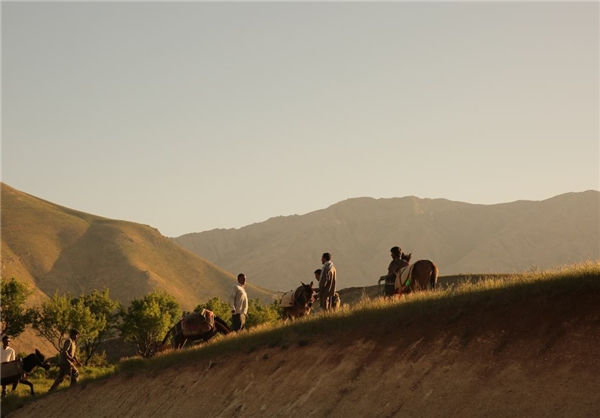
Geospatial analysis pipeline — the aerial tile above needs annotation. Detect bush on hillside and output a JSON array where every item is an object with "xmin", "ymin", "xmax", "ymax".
[
  {"xmin": 31, "ymin": 291, "xmax": 100, "ymax": 355},
  {"xmin": 119, "ymin": 290, "xmax": 181, "ymax": 358},
  {"xmin": 1, "ymin": 277, "xmax": 34, "ymax": 338},
  {"xmin": 246, "ymin": 298, "xmax": 281, "ymax": 328},
  {"xmin": 74, "ymin": 289, "xmax": 121, "ymax": 365},
  {"xmin": 194, "ymin": 297, "xmax": 281, "ymax": 329}
]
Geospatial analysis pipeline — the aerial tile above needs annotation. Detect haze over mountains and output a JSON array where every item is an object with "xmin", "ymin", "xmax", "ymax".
[
  {"xmin": 0, "ymin": 183, "xmax": 274, "ymax": 312},
  {"xmin": 174, "ymin": 191, "xmax": 600, "ymax": 292}
]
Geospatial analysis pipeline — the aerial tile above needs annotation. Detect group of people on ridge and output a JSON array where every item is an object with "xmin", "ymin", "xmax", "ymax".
[
  {"xmin": 1, "ymin": 248, "xmax": 400, "ymax": 395},
  {"xmin": 228, "ymin": 251, "xmax": 340, "ymax": 332}
]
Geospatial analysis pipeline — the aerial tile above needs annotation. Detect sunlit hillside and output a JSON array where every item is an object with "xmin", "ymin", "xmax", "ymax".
[{"xmin": 0, "ymin": 183, "xmax": 276, "ymax": 312}]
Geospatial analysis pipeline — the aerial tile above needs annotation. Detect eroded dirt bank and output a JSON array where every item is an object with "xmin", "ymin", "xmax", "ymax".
[{"xmin": 10, "ymin": 290, "xmax": 600, "ymax": 418}]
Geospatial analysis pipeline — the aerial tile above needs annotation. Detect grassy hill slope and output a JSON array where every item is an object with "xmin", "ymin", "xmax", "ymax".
[
  {"xmin": 5, "ymin": 262, "xmax": 599, "ymax": 418},
  {"xmin": 0, "ymin": 183, "xmax": 275, "ymax": 312}
]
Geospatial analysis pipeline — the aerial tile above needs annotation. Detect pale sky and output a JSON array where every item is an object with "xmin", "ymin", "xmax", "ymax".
[{"xmin": 2, "ymin": 2, "xmax": 598, "ymax": 237}]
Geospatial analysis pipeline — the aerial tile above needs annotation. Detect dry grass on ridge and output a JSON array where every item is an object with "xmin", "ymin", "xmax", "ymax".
[
  {"xmin": 2, "ymin": 261, "xmax": 598, "ymax": 417},
  {"xmin": 118, "ymin": 260, "xmax": 600, "ymax": 373}
]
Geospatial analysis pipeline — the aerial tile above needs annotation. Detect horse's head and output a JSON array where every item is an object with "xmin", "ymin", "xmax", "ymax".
[
  {"xmin": 300, "ymin": 281, "xmax": 316, "ymax": 307},
  {"xmin": 401, "ymin": 252, "xmax": 412, "ymax": 265},
  {"xmin": 34, "ymin": 349, "xmax": 51, "ymax": 371},
  {"xmin": 22, "ymin": 349, "xmax": 51, "ymax": 374}
]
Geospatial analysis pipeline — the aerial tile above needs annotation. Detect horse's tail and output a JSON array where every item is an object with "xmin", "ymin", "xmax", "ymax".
[{"xmin": 430, "ymin": 261, "xmax": 439, "ymax": 289}]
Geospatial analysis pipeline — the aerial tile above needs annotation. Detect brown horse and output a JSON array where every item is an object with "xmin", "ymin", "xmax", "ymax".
[
  {"xmin": 161, "ymin": 310, "xmax": 231, "ymax": 350},
  {"xmin": 394, "ymin": 253, "xmax": 439, "ymax": 295},
  {"xmin": 280, "ymin": 281, "xmax": 316, "ymax": 321}
]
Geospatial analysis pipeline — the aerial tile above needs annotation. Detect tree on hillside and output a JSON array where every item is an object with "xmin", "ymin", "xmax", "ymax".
[
  {"xmin": 246, "ymin": 298, "xmax": 281, "ymax": 328},
  {"xmin": 194, "ymin": 297, "xmax": 281, "ymax": 329},
  {"xmin": 74, "ymin": 289, "xmax": 121, "ymax": 365},
  {"xmin": 31, "ymin": 291, "xmax": 99, "ymax": 354},
  {"xmin": 0, "ymin": 277, "xmax": 34, "ymax": 338},
  {"xmin": 119, "ymin": 290, "xmax": 181, "ymax": 358}
]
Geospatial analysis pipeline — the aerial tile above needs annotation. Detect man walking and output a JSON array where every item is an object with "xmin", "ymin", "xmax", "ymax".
[
  {"xmin": 48, "ymin": 329, "xmax": 82, "ymax": 392},
  {"xmin": 229, "ymin": 273, "xmax": 248, "ymax": 332},
  {"xmin": 319, "ymin": 252, "xmax": 337, "ymax": 312}
]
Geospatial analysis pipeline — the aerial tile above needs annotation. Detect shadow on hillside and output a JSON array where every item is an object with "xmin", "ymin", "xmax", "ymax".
[{"xmin": 41, "ymin": 220, "xmax": 152, "ymax": 299}]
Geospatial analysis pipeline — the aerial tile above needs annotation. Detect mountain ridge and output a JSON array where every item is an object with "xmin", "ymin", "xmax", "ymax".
[{"xmin": 174, "ymin": 190, "xmax": 600, "ymax": 291}]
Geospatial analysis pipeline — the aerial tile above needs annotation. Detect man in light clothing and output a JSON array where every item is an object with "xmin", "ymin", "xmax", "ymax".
[
  {"xmin": 1, "ymin": 336, "xmax": 16, "ymax": 363},
  {"xmin": 1, "ymin": 335, "xmax": 17, "ymax": 397},
  {"xmin": 319, "ymin": 252, "xmax": 337, "ymax": 312},
  {"xmin": 230, "ymin": 273, "xmax": 248, "ymax": 332}
]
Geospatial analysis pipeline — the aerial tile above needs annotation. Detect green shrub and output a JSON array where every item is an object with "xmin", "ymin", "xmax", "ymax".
[{"xmin": 195, "ymin": 297, "xmax": 282, "ymax": 329}]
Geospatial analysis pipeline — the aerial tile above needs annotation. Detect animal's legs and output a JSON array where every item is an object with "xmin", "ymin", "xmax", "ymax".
[
  {"xmin": 19, "ymin": 379, "xmax": 34, "ymax": 396},
  {"xmin": 179, "ymin": 338, "xmax": 188, "ymax": 349}
]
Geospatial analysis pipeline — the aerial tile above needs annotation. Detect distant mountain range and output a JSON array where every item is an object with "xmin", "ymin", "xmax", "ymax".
[
  {"xmin": 0, "ymin": 183, "xmax": 275, "ymax": 312},
  {"xmin": 2, "ymin": 182, "xmax": 598, "ymax": 309},
  {"xmin": 174, "ymin": 191, "xmax": 600, "ymax": 292}
]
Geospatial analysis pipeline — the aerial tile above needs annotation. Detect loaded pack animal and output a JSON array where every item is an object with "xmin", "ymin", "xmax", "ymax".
[
  {"xmin": 161, "ymin": 309, "xmax": 231, "ymax": 350},
  {"xmin": 393, "ymin": 253, "xmax": 439, "ymax": 295},
  {"xmin": 1, "ymin": 350, "xmax": 50, "ymax": 397},
  {"xmin": 280, "ymin": 281, "xmax": 316, "ymax": 321}
]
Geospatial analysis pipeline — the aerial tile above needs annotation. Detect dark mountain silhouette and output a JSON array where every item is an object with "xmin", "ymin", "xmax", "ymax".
[{"xmin": 173, "ymin": 191, "xmax": 600, "ymax": 291}]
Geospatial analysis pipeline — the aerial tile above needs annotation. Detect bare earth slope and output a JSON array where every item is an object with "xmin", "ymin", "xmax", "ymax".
[{"xmin": 11, "ymin": 284, "xmax": 600, "ymax": 418}]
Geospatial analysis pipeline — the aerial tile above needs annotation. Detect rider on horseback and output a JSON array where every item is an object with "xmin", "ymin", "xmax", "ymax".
[{"xmin": 378, "ymin": 246, "xmax": 405, "ymax": 296}]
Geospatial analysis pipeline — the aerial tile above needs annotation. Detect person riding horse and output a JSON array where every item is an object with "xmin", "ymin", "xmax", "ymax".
[{"xmin": 378, "ymin": 246, "xmax": 405, "ymax": 296}]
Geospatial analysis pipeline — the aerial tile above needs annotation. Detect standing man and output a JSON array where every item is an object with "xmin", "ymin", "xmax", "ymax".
[
  {"xmin": 378, "ymin": 246, "xmax": 406, "ymax": 296},
  {"xmin": 1, "ymin": 335, "xmax": 17, "ymax": 397},
  {"xmin": 319, "ymin": 252, "xmax": 337, "ymax": 312},
  {"xmin": 229, "ymin": 273, "xmax": 248, "ymax": 332},
  {"xmin": 48, "ymin": 329, "xmax": 82, "ymax": 392}
]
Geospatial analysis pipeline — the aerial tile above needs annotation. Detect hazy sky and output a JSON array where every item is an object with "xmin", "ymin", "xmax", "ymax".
[{"xmin": 2, "ymin": 2, "xmax": 598, "ymax": 237}]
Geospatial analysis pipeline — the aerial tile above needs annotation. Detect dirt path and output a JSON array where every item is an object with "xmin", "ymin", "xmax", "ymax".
[{"xmin": 9, "ymin": 291, "xmax": 600, "ymax": 418}]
